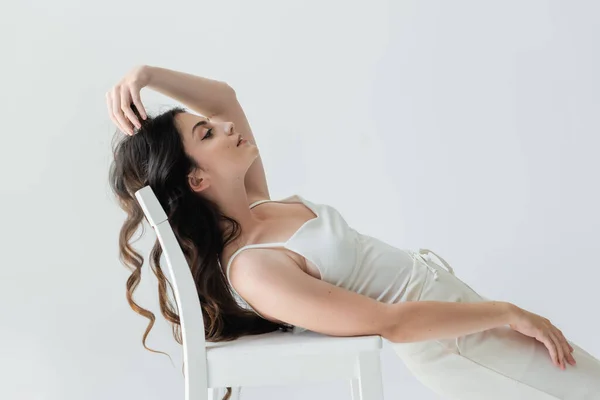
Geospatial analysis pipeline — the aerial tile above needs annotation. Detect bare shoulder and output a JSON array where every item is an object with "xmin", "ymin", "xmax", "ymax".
[{"xmin": 228, "ymin": 247, "xmax": 394, "ymax": 338}]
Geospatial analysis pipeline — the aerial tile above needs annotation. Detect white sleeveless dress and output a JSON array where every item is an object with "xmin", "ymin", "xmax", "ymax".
[{"xmin": 224, "ymin": 194, "xmax": 600, "ymax": 399}]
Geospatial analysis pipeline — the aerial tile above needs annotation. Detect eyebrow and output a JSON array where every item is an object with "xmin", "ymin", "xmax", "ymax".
[{"xmin": 191, "ymin": 118, "xmax": 210, "ymax": 138}]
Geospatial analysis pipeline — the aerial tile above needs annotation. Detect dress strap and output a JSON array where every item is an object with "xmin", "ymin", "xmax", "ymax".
[{"xmin": 249, "ymin": 199, "xmax": 272, "ymax": 208}]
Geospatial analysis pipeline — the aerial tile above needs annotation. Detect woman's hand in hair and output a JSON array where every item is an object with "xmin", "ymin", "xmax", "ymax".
[{"xmin": 106, "ymin": 65, "xmax": 150, "ymax": 136}]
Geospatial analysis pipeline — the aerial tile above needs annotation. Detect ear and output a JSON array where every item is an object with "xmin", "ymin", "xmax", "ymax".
[{"xmin": 188, "ymin": 174, "xmax": 209, "ymax": 193}]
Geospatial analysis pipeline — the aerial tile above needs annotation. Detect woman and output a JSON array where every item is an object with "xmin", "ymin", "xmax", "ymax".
[{"xmin": 107, "ymin": 65, "xmax": 600, "ymax": 400}]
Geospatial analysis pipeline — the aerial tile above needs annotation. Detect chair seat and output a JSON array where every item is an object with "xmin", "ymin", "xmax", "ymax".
[{"xmin": 206, "ymin": 330, "xmax": 382, "ymax": 359}]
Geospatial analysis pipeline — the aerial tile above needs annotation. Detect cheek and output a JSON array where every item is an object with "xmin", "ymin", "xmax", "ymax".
[{"xmin": 188, "ymin": 148, "xmax": 208, "ymax": 171}]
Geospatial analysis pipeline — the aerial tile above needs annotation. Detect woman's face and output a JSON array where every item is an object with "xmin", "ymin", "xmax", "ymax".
[{"xmin": 175, "ymin": 112, "xmax": 257, "ymax": 190}]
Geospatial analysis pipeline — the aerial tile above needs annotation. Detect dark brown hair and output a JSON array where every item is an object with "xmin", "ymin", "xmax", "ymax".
[{"xmin": 108, "ymin": 105, "xmax": 292, "ymax": 400}]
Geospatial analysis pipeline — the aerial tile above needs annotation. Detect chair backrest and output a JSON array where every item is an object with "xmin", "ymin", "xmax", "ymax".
[{"xmin": 134, "ymin": 185, "xmax": 208, "ymax": 398}]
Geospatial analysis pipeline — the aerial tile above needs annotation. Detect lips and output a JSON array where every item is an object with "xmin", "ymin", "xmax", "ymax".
[{"xmin": 237, "ymin": 134, "xmax": 243, "ymax": 146}]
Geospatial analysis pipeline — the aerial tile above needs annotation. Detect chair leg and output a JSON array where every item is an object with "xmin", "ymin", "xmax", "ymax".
[
  {"xmin": 351, "ymin": 351, "xmax": 384, "ymax": 400},
  {"xmin": 208, "ymin": 387, "xmax": 241, "ymax": 400},
  {"xmin": 350, "ymin": 378, "xmax": 361, "ymax": 399},
  {"xmin": 207, "ymin": 387, "xmax": 222, "ymax": 400}
]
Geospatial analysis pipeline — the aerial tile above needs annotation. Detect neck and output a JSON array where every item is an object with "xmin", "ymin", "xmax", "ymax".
[{"xmin": 203, "ymin": 185, "xmax": 265, "ymax": 242}]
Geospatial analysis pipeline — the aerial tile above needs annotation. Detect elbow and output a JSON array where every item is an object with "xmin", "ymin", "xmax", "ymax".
[
  {"xmin": 381, "ymin": 323, "xmax": 409, "ymax": 344},
  {"xmin": 223, "ymin": 82, "xmax": 236, "ymax": 97},
  {"xmin": 209, "ymin": 83, "xmax": 238, "ymax": 116},
  {"xmin": 379, "ymin": 303, "xmax": 410, "ymax": 343}
]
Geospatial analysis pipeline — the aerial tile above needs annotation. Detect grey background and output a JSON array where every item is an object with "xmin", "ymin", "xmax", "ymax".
[{"xmin": 1, "ymin": 1, "xmax": 598, "ymax": 399}]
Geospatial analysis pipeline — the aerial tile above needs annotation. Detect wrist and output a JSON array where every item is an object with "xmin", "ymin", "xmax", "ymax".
[
  {"xmin": 504, "ymin": 302, "xmax": 521, "ymax": 324},
  {"xmin": 142, "ymin": 65, "xmax": 155, "ymax": 86}
]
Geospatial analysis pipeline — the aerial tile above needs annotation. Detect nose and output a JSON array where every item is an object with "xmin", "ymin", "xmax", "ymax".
[{"xmin": 228, "ymin": 122, "xmax": 235, "ymax": 134}]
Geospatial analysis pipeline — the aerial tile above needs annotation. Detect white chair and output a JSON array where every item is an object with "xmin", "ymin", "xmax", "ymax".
[{"xmin": 135, "ymin": 185, "xmax": 384, "ymax": 400}]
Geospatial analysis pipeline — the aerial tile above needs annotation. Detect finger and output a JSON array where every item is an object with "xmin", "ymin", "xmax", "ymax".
[
  {"xmin": 106, "ymin": 92, "xmax": 121, "ymax": 130},
  {"xmin": 567, "ymin": 349, "xmax": 576, "ymax": 365},
  {"xmin": 549, "ymin": 331, "xmax": 565, "ymax": 369},
  {"xmin": 121, "ymin": 91, "xmax": 141, "ymax": 130},
  {"xmin": 130, "ymin": 89, "xmax": 147, "ymax": 120},
  {"xmin": 553, "ymin": 326, "xmax": 574, "ymax": 365},
  {"xmin": 112, "ymin": 86, "xmax": 130, "ymax": 135},
  {"xmin": 120, "ymin": 87, "xmax": 139, "ymax": 133},
  {"xmin": 112, "ymin": 87, "xmax": 132, "ymax": 135},
  {"xmin": 541, "ymin": 335, "xmax": 559, "ymax": 368},
  {"xmin": 124, "ymin": 103, "xmax": 141, "ymax": 131},
  {"xmin": 557, "ymin": 331, "xmax": 576, "ymax": 365},
  {"xmin": 552, "ymin": 331, "xmax": 567, "ymax": 369},
  {"xmin": 116, "ymin": 86, "xmax": 134, "ymax": 135},
  {"xmin": 567, "ymin": 341, "xmax": 574, "ymax": 353},
  {"xmin": 108, "ymin": 93, "xmax": 130, "ymax": 136},
  {"xmin": 567, "ymin": 342, "xmax": 576, "ymax": 365}
]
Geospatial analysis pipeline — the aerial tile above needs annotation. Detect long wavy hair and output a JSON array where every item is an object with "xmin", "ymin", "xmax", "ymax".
[{"xmin": 108, "ymin": 104, "xmax": 293, "ymax": 400}]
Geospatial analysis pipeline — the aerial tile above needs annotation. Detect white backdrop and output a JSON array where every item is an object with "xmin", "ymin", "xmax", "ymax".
[{"xmin": 1, "ymin": 1, "xmax": 598, "ymax": 399}]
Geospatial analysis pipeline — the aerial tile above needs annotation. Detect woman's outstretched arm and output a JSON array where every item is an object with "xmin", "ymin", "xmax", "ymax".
[
  {"xmin": 387, "ymin": 300, "xmax": 575, "ymax": 369},
  {"xmin": 385, "ymin": 300, "xmax": 515, "ymax": 343}
]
